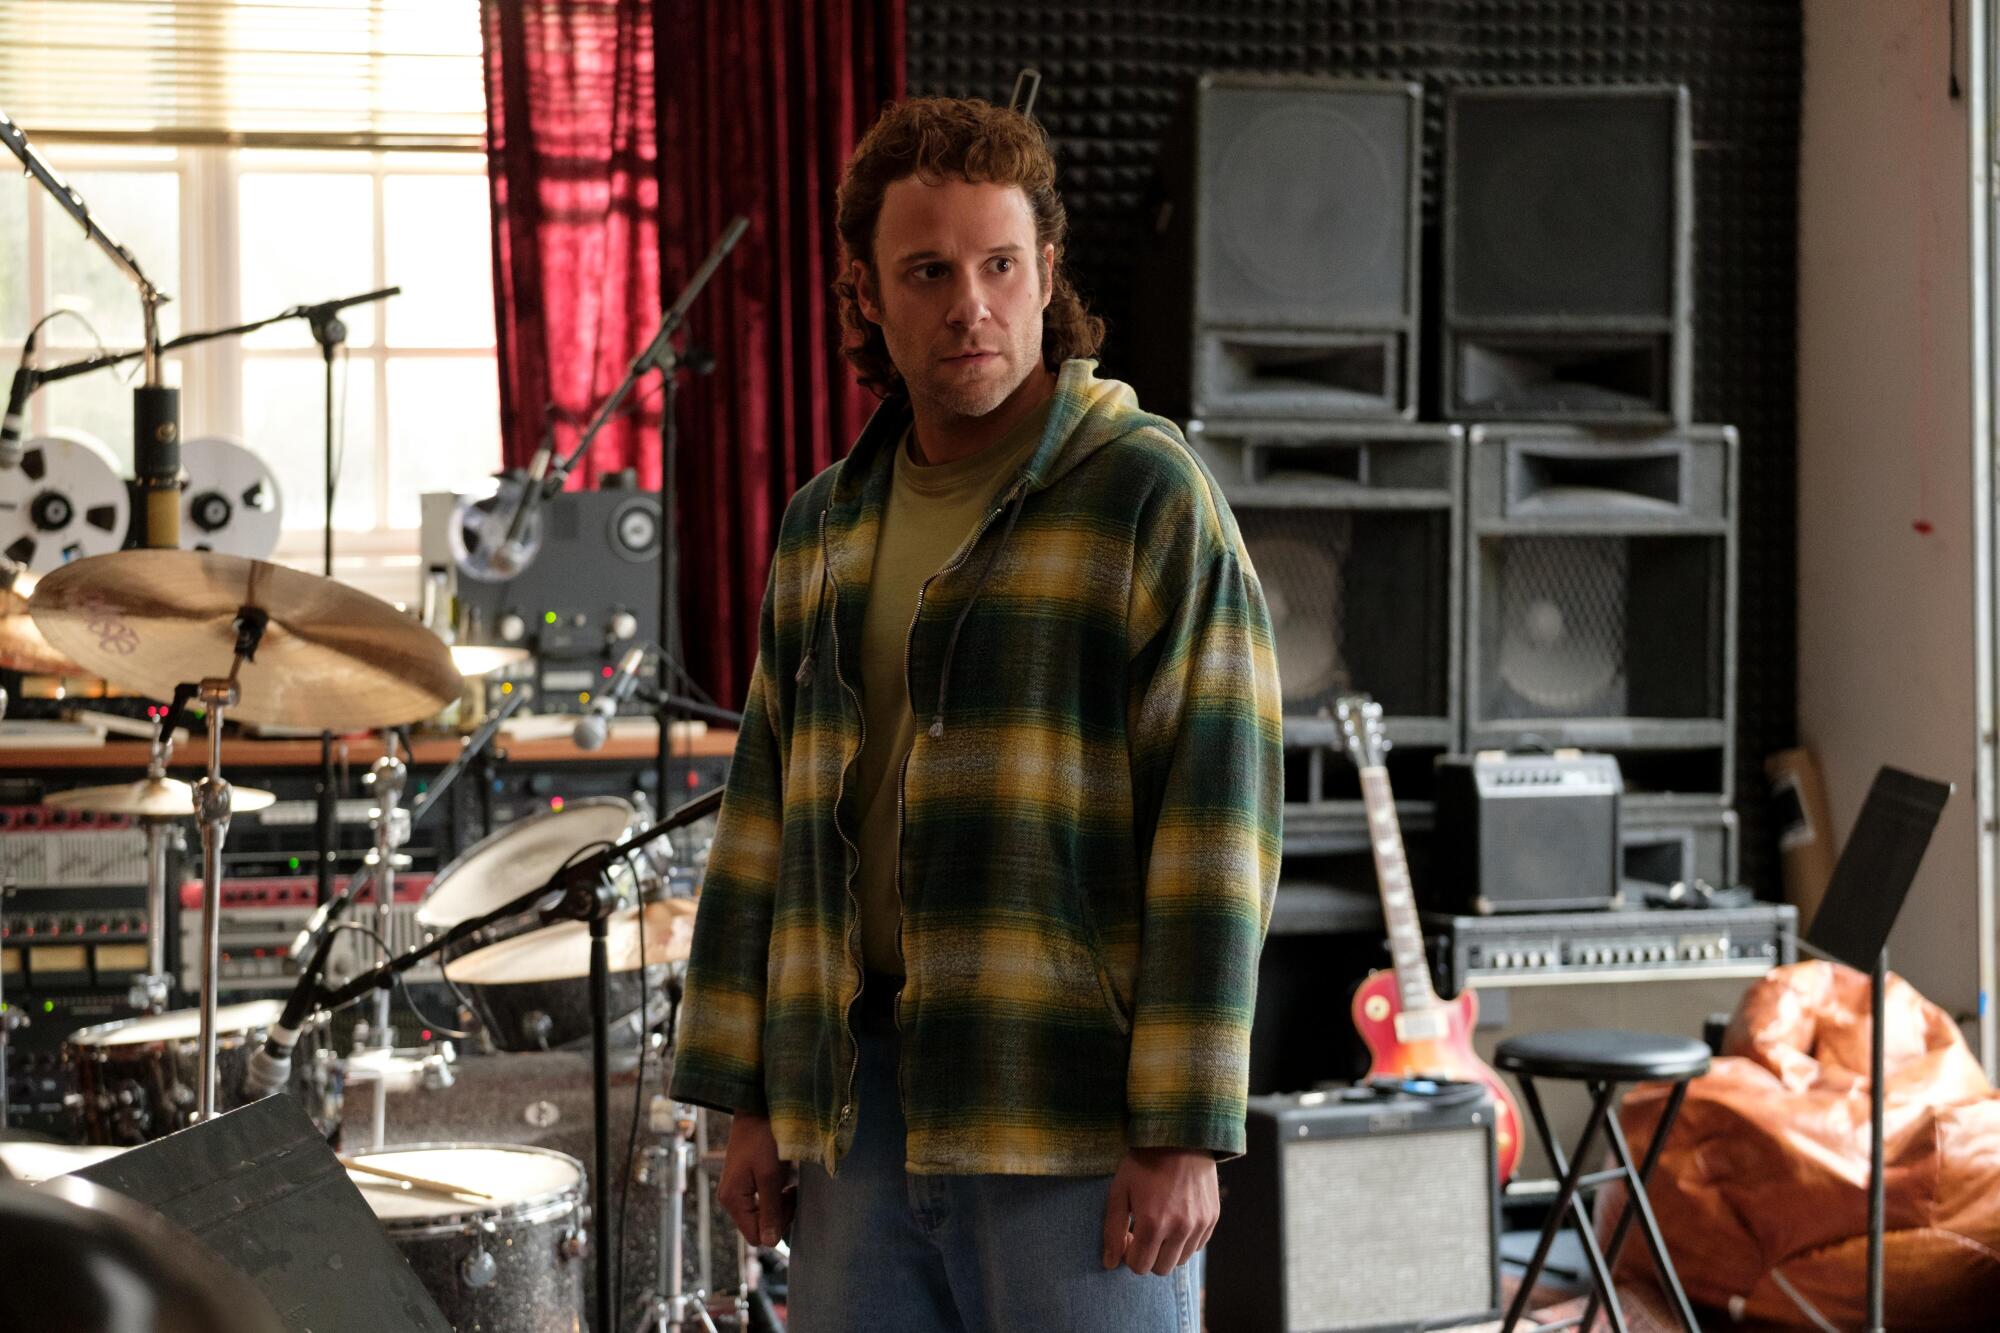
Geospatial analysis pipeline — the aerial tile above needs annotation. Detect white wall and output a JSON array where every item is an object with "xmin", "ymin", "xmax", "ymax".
[{"xmin": 1798, "ymin": 0, "xmax": 1981, "ymax": 1030}]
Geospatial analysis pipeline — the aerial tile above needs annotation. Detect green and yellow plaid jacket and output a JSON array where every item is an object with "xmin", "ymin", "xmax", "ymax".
[{"xmin": 670, "ymin": 360, "xmax": 1283, "ymax": 1175}]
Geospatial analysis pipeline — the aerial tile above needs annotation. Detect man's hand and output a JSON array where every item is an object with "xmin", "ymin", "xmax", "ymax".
[
  {"xmin": 1100, "ymin": 1147, "xmax": 1218, "ymax": 1275},
  {"xmin": 717, "ymin": 1110, "xmax": 794, "ymax": 1247}
]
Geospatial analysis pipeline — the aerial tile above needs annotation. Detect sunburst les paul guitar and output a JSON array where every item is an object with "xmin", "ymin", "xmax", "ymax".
[{"xmin": 1336, "ymin": 694, "xmax": 1523, "ymax": 1183}]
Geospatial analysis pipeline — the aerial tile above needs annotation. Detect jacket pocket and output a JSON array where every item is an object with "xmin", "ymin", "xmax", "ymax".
[{"xmin": 1089, "ymin": 948, "xmax": 1133, "ymax": 1037}]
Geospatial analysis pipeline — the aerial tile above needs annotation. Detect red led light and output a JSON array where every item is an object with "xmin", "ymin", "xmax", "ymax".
[{"xmin": 601, "ymin": 665, "xmax": 615, "ymax": 678}]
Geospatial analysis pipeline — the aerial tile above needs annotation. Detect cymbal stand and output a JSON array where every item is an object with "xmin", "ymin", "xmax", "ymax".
[
  {"xmin": 192, "ymin": 608, "xmax": 266, "ymax": 1121},
  {"xmin": 132, "ymin": 735, "xmax": 179, "ymax": 1013},
  {"xmin": 359, "ymin": 732, "xmax": 410, "ymax": 1150},
  {"xmin": 632, "ymin": 1102, "xmax": 740, "ymax": 1333}
]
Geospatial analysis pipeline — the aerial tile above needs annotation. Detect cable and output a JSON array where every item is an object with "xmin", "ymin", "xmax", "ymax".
[
  {"xmin": 326, "ymin": 921, "xmax": 472, "ymax": 1040},
  {"xmin": 616, "ymin": 878, "xmax": 649, "ymax": 1322}
]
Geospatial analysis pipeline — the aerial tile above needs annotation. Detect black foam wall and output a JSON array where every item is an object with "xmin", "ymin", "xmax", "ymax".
[{"xmin": 906, "ymin": 0, "xmax": 1801, "ymax": 891}]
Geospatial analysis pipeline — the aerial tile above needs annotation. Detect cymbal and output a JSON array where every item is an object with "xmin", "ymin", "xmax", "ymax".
[
  {"xmin": 44, "ymin": 777, "xmax": 277, "ymax": 818},
  {"xmin": 27, "ymin": 550, "xmax": 460, "ymax": 730},
  {"xmin": 448, "ymin": 898, "xmax": 698, "ymax": 985},
  {"xmin": 449, "ymin": 644, "xmax": 530, "ymax": 677}
]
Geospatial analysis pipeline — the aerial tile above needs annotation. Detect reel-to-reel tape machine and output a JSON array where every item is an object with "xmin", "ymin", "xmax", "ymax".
[{"xmin": 0, "ymin": 431, "xmax": 283, "ymax": 570}]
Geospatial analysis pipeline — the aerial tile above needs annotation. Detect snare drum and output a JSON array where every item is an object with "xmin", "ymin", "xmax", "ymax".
[
  {"xmin": 63, "ymin": 1000, "xmax": 337, "ymax": 1145},
  {"xmin": 350, "ymin": 1143, "xmax": 587, "ymax": 1333},
  {"xmin": 418, "ymin": 799, "xmax": 659, "ymax": 1051}
]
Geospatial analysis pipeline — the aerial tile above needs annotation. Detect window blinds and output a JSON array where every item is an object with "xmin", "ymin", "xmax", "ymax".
[{"xmin": 0, "ymin": 0, "xmax": 486, "ymax": 149}]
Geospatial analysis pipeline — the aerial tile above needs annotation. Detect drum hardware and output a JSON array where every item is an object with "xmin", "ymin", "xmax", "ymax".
[
  {"xmin": 358, "ymin": 728, "xmax": 413, "ymax": 1150},
  {"xmin": 632, "ymin": 1098, "xmax": 744, "ymax": 1333},
  {"xmin": 312, "ymin": 787, "xmax": 724, "ymax": 1332},
  {"xmin": 27, "ymin": 548, "xmax": 463, "ymax": 1129}
]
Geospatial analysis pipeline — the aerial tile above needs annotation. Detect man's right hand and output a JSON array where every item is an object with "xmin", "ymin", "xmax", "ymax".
[{"xmin": 717, "ymin": 1110, "xmax": 793, "ymax": 1247}]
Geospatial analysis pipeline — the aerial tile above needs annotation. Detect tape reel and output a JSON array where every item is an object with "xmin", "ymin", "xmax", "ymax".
[
  {"xmin": 0, "ymin": 430, "xmax": 131, "ymax": 571},
  {"xmin": 180, "ymin": 436, "xmax": 283, "ymax": 559}
]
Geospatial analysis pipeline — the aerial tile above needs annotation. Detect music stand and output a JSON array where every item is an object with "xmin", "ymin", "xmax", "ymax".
[{"xmin": 1800, "ymin": 765, "xmax": 1953, "ymax": 1333}]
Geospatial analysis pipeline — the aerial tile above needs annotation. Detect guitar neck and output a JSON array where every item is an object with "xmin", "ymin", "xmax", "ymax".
[{"xmin": 1358, "ymin": 766, "xmax": 1442, "ymax": 1017}]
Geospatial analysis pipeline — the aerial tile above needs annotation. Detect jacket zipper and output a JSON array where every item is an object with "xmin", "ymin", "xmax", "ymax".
[
  {"xmin": 889, "ymin": 480, "xmax": 1028, "ymax": 1027},
  {"xmin": 820, "ymin": 509, "xmax": 869, "ymax": 1157}
]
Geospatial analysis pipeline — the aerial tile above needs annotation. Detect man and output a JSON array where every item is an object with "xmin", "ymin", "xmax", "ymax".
[{"xmin": 670, "ymin": 96, "xmax": 1282, "ymax": 1331}]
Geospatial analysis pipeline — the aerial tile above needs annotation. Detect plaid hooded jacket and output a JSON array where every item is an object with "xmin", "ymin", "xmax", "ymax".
[{"xmin": 669, "ymin": 360, "xmax": 1283, "ymax": 1176}]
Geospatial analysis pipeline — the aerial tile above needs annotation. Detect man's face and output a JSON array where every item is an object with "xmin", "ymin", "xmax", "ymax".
[{"xmin": 854, "ymin": 175, "xmax": 1056, "ymax": 421}]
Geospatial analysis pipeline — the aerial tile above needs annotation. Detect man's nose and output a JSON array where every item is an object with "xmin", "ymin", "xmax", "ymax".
[{"xmin": 945, "ymin": 270, "xmax": 991, "ymax": 327}]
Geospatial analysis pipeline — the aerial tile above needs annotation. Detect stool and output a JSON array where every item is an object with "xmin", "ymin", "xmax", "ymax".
[{"xmin": 1496, "ymin": 1028, "xmax": 1711, "ymax": 1333}]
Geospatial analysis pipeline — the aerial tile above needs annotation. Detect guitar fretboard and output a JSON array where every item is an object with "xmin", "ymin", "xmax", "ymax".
[{"xmin": 1360, "ymin": 767, "xmax": 1440, "ymax": 1018}]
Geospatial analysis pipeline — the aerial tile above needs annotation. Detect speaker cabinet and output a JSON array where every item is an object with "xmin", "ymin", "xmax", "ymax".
[
  {"xmin": 1135, "ymin": 76, "xmax": 1422, "ymax": 421},
  {"xmin": 1209, "ymin": 1088, "xmax": 1501, "ymax": 1333},
  {"xmin": 1191, "ymin": 420, "xmax": 1462, "ymax": 851},
  {"xmin": 1442, "ymin": 86, "xmax": 1692, "ymax": 424},
  {"xmin": 1464, "ymin": 424, "xmax": 1736, "ymax": 798}
]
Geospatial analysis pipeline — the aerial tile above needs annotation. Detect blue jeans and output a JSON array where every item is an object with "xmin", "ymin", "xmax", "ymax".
[{"xmin": 788, "ymin": 984, "xmax": 1200, "ymax": 1333}]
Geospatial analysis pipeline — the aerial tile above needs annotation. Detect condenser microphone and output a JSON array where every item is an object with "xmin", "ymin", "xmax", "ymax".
[
  {"xmin": 572, "ymin": 645, "xmax": 649, "ymax": 751},
  {"xmin": 0, "ymin": 330, "xmax": 39, "ymax": 470}
]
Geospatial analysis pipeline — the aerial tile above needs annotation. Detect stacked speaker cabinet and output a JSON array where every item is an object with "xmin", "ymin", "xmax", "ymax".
[
  {"xmin": 1193, "ymin": 420, "xmax": 1463, "ymax": 852},
  {"xmin": 1442, "ymin": 86, "xmax": 1693, "ymax": 424},
  {"xmin": 1464, "ymin": 424, "xmax": 1737, "ymax": 807},
  {"xmin": 1134, "ymin": 76, "xmax": 1424, "ymax": 422}
]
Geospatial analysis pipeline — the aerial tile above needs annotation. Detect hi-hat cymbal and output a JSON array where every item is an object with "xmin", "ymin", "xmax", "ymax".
[
  {"xmin": 449, "ymin": 644, "xmax": 530, "ymax": 677},
  {"xmin": 27, "ymin": 550, "xmax": 460, "ymax": 730},
  {"xmin": 44, "ymin": 777, "xmax": 277, "ymax": 818},
  {"xmin": 448, "ymin": 898, "xmax": 698, "ymax": 985}
]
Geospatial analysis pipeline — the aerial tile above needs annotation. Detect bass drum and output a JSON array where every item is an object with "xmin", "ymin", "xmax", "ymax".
[
  {"xmin": 62, "ymin": 1000, "xmax": 338, "ymax": 1145},
  {"xmin": 418, "ymin": 797, "xmax": 658, "ymax": 1051},
  {"xmin": 350, "ymin": 1143, "xmax": 586, "ymax": 1333}
]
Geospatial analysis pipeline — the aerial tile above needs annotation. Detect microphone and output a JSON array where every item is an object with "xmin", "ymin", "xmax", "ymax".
[
  {"xmin": 243, "ymin": 951, "xmax": 322, "ymax": 1096},
  {"xmin": 572, "ymin": 645, "xmax": 649, "ymax": 751},
  {"xmin": 1, "ymin": 329, "xmax": 39, "ymax": 470}
]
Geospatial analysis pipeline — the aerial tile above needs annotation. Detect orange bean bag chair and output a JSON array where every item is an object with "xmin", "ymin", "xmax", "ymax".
[{"xmin": 1613, "ymin": 961, "xmax": 2000, "ymax": 1330}]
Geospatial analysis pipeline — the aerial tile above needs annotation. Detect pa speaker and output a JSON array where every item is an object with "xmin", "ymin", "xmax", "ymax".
[
  {"xmin": 1464, "ymin": 424, "xmax": 1736, "ymax": 798},
  {"xmin": 1189, "ymin": 420, "xmax": 1462, "ymax": 853},
  {"xmin": 1442, "ymin": 85, "xmax": 1692, "ymax": 424},
  {"xmin": 1134, "ymin": 76, "xmax": 1422, "ymax": 421}
]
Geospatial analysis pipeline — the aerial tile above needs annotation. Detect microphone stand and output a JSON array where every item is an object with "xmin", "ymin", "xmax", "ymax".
[{"xmin": 310, "ymin": 786, "xmax": 724, "ymax": 1330}]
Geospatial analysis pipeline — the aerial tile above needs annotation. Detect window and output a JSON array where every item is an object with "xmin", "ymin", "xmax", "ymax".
[{"xmin": 0, "ymin": 142, "xmax": 501, "ymax": 599}]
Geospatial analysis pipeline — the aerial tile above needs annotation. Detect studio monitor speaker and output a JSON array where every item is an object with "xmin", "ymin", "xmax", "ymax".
[
  {"xmin": 1464, "ymin": 424, "xmax": 1736, "ymax": 798},
  {"xmin": 1443, "ymin": 85, "xmax": 1691, "ymax": 423},
  {"xmin": 1135, "ymin": 76, "xmax": 1422, "ymax": 421}
]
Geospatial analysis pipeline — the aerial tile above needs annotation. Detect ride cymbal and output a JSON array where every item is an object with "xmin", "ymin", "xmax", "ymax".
[{"xmin": 27, "ymin": 550, "xmax": 459, "ymax": 730}]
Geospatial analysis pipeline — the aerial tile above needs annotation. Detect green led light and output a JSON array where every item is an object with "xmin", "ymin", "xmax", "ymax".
[
  {"xmin": 544, "ymin": 611, "xmax": 559, "ymax": 625},
  {"xmin": 42, "ymin": 1000, "xmax": 54, "ymax": 1013},
  {"xmin": 287, "ymin": 856, "xmax": 301, "ymax": 871}
]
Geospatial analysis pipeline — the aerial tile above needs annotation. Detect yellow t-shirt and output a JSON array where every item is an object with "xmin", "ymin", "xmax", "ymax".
[{"xmin": 852, "ymin": 401, "xmax": 1050, "ymax": 976}]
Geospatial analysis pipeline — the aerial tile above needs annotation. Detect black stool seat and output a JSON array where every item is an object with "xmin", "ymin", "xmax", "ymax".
[{"xmin": 1496, "ymin": 1028, "xmax": 1711, "ymax": 1083}]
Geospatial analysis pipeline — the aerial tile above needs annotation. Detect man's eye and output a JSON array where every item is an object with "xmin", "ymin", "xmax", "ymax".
[
  {"xmin": 993, "ymin": 257, "xmax": 1014, "ymax": 273},
  {"xmin": 915, "ymin": 264, "xmax": 946, "ymax": 280}
]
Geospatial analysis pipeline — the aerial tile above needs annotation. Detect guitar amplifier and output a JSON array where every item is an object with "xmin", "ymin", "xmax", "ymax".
[
  {"xmin": 1208, "ymin": 1083, "xmax": 1501, "ymax": 1333},
  {"xmin": 1426, "ymin": 751, "xmax": 1623, "ymax": 914}
]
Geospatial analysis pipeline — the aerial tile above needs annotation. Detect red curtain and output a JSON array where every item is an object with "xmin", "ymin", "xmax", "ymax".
[
  {"xmin": 482, "ymin": 0, "xmax": 664, "ymax": 490},
  {"xmin": 653, "ymin": 0, "xmax": 904, "ymax": 701}
]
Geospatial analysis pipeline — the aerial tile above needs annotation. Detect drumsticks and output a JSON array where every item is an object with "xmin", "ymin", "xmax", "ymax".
[{"xmin": 340, "ymin": 1155, "xmax": 494, "ymax": 1201}]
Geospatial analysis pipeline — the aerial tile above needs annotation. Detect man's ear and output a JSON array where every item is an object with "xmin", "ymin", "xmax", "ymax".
[
  {"xmin": 852, "ymin": 260, "xmax": 883, "ymax": 323},
  {"xmin": 1040, "ymin": 244, "xmax": 1056, "ymax": 310}
]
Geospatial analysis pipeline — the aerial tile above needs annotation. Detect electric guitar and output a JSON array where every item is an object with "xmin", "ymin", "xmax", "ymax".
[{"xmin": 1335, "ymin": 694, "xmax": 1523, "ymax": 1182}]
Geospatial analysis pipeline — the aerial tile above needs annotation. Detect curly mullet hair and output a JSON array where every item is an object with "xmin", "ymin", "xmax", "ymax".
[{"xmin": 832, "ymin": 97, "xmax": 1105, "ymax": 399}]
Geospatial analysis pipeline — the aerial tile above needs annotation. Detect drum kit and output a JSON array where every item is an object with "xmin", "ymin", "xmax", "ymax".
[{"xmin": 0, "ymin": 547, "xmax": 751, "ymax": 1333}]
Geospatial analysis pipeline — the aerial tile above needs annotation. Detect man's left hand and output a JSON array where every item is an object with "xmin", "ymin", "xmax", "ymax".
[{"xmin": 1100, "ymin": 1146, "xmax": 1218, "ymax": 1275}]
